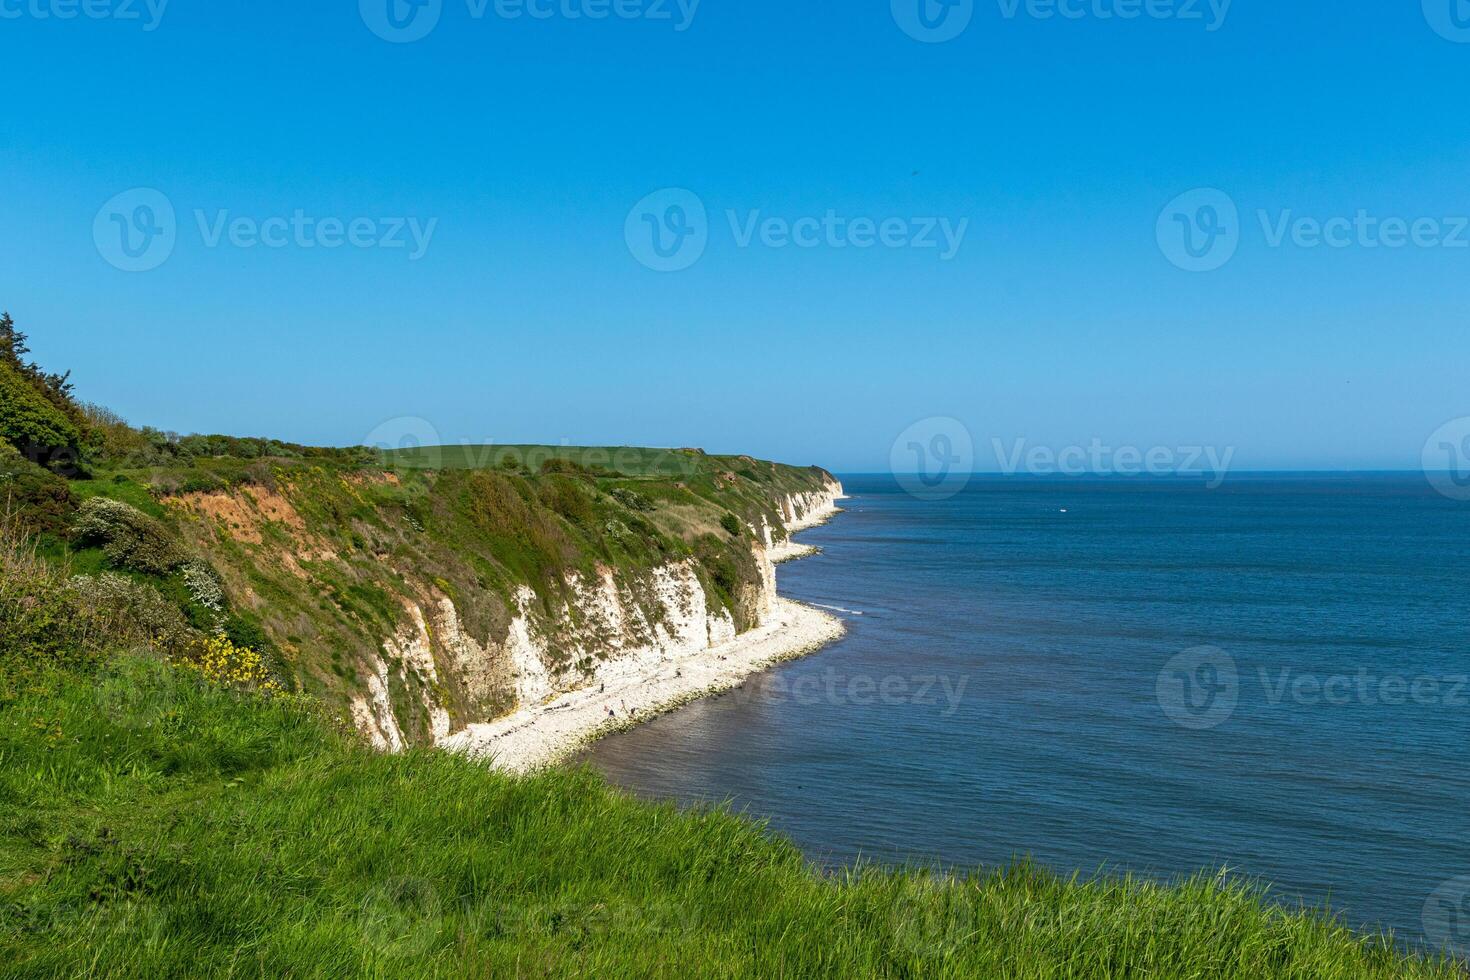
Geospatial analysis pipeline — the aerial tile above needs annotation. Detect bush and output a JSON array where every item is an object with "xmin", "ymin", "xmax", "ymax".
[
  {"xmin": 0, "ymin": 441, "xmax": 76, "ymax": 536},
  {"xmin": 720, "ymin": 512, "xmax": 743, "ymax": 538},
  {"xmin": 177, "ymin": 634, "xmax": 281, "ymax": 694},
  {"xmin": 0, "ymin": 507, "xmax": 77, "ymax": 664},
  {"xmin": 65, "ymin": 571, "xmax": 198, "ymax": 655},
  {"xmin": 71, "ymin": 496, "xmax": 183, "ymax": 574},
  {"xmin": 0, "ymin": 510, "xmax": 197, "ymax": 677},
  {"xmin": 609, "ymin": 487, "xmax": 654, "ymax": 512},
  {"xmin": 538, "ymin": 474, "xmax": 593, "ymax": 525}
]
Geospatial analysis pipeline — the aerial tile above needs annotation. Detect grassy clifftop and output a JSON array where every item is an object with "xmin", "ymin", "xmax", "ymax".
[{"xmin": 1, "ymin": 658, "xmax": 1459, "ymax": 978}]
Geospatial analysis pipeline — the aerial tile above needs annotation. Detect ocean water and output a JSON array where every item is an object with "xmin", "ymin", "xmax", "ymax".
[{"xmin": 582, "ymin": 474, "xmax": 1470, "ymax": 951}]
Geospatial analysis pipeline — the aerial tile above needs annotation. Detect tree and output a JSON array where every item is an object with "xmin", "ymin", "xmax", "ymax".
[{"xmin": 0, "ymin": 311, "xmax": 84, "ymax": 471}]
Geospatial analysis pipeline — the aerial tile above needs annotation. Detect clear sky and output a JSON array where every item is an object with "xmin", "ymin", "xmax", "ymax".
[{"xmin": 3, "ymin": 1, "xmax": 1468, "ymax": 473}]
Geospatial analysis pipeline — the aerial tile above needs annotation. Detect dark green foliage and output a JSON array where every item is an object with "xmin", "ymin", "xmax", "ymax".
[
  {"xmin": 719, "ymin": 512, "xmax": 743, "ymax": 538},
  {"xmin": 0, "ymin": 362, "xmax": 81, "ymax": 470},
  {"xmin": 223, "ymin": 614, "xmax": 271, "ymax": 656},
  {"xmin": 0, "ymin": 444, "xmax": 76, "ymax": 537},
  {"xmin": 0, "ymin": 313, "xmax": 87, "ymax": 474}
]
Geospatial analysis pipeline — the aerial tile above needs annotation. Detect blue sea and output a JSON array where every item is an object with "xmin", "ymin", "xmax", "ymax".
[{"xmin": 582, "ymin": 474, "xmax": 1470, "ymax": 952}]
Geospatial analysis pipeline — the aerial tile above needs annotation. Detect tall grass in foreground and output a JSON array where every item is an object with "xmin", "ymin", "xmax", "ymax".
[{"xmin": 0, "ymin": 658, "xmax": 1462, "ymax": 979}]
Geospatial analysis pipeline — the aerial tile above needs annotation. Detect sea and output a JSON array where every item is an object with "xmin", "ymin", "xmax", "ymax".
[{"xmin": 581, "ymin": 473, "xmax": 1470, "ymax": 953}]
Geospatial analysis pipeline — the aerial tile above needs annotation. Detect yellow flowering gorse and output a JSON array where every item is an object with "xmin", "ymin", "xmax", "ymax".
[{"xmin": 180, "ymin": 635, "xmax": 282, "ymax": 695}]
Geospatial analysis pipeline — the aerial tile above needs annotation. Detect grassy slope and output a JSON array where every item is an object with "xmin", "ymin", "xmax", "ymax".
[{"xmin": 0, "ymin": 659, "xmax": 1459, "ymax": 979}]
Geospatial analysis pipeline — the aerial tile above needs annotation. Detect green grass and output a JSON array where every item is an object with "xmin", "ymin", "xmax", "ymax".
[{"xmin": 1, "ymin": 656, "xmax": 1461, "ymax": 979}]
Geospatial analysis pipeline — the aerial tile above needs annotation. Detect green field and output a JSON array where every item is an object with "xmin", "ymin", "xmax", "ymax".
[{"xmin": 1, "ymin": 656, "xmax": 1460, "ymax": 979}]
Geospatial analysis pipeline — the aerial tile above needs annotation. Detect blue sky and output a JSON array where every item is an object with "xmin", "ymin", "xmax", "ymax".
[{"xmin": 3, "ymin": 1, "xmax": 1469, "ymax": 473}]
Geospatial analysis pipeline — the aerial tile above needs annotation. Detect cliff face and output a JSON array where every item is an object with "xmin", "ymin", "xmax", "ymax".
[{"xmin": 345, "ymin": 479, "xmax": 844, "ymax": 752}]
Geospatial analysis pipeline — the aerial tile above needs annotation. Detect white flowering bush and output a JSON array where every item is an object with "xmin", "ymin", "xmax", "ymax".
[
  {"xmin": 65, "ymin": 572, "xmax": 198, "ymax": 654},
  {"xmin": 72, "ymin": 497, "xmax": 182, "ymax": 574},
  {"xmin": 182, "ymin": 560, "xmax": 225, "ymax": 626}
]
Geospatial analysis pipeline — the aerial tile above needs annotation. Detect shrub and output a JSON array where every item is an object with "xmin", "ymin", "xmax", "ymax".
[
  {"xmin": 71, "ymin": 496, "xmax": 183, "ymax": 574},
  {"xmin": 182, "ymin": 559, "xmax": 226, "ymax": 626},
  {"xmin": 177, "ymin": 634, "xmax": 281, "ymax": 694},
  {"xmin": 65, "ymin": 571, "xmax": 198, "ymax": 655},
  {"xmin": 0, "ymin": 510, "xmax": 197, "ymax": 675},
  {"xmin": 0, "ymin": 441, "xmax": 76, "ymax": 536},
  {"xmin": 720, "ymin": 512, "xmax": 743, "ymax": 538},
  {"xmin": 0, "ymin": 506, "xmax": 76, "ymax": 663},
  {"xmin": 539, "ymin": 475, "xmax": 593, "ymax": 525},
  {"xmin": 610, "ymin": 487, "xmax": 654, "ymax": 512}
]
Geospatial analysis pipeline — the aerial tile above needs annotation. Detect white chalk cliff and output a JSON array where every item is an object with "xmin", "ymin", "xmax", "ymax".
[{"xmin": 349, "ymin": 479, "xmax": 845, "ymax": 752}]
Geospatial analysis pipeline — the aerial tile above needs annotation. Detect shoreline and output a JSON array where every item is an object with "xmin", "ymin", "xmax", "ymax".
[{"xmin": 442, "ymin": 500, "xmax": 848, "ymax": 774}]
